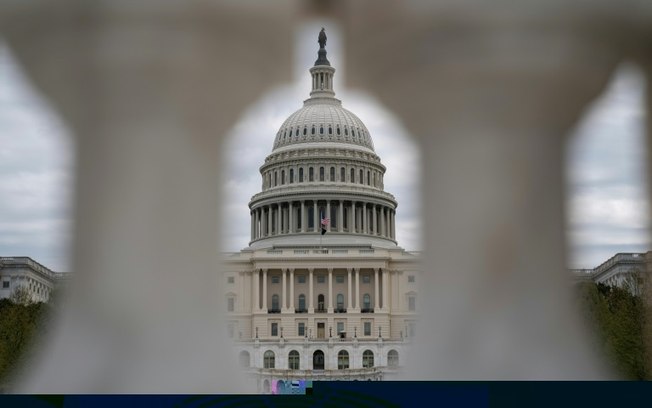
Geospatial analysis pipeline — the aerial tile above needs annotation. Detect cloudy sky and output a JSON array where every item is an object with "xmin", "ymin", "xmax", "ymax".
[{"xmin": 0, "ymin": 25, "xmax": 649, "ymax": 272}]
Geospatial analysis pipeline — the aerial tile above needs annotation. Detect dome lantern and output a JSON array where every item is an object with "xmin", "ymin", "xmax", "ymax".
[{"xmin": 309, "ymin": 28, "xmax": 336, "ymax": 99}]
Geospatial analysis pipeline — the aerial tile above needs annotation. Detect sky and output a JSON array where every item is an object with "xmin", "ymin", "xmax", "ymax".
[{"xmin": 0, "ymin": 25, "xmax": 649, "ymax": 272}]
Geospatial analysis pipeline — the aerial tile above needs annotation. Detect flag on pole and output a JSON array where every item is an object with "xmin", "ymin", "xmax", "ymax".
[{"xmin": 320, "ymin": 215, "xmax": 330, "ymax": 235}]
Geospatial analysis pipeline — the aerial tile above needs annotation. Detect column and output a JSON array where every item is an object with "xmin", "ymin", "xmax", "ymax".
[
  {"xmin": 347, "ymin": 268, "xmax": 352, "ymax": 310},
  {"xmin": 313, "ymin": 200, "xmax": 319, "ymax": 231},
  {"xmin": 253, "ymin": 270, "xmax": 259, "ymax": 312},
  {"xmin": 354, "ymin": 203, "xmax": 359, "ymax": 233},
  {"xmin": 374, "ymin": 268, "xmax": 380, "ymax": 310},
  {"xmin": 289, "ymin": 269, "xmax": 295, "ymax": 311},
  {"xmin": 267, "ymin": 207, "xmax": 272, "ymax": 236},
  {"xmin": 338, "ymin": 200, "xmax": 344, "ymax": 232},
  {"xmin": 289, "ymin": 202, "xmax": 293, "ymax": 234},
  {"xmin": 349, "ymin": 202, "xmax": 354, "ymax": 233},
  {"xmin": 281, "ymin": 268, "xmax": 287, "ymax": 312},
  {"xmin": 301, "ymin": 201, "xmax": 306, "ymax": 233},
  {"xmin": 327, "ymin": 268, "xmax": 333, "ymax": 313},
  {"xmin": 262, "ymin": 269, "xmax": 268, "ymax": 312},
  {"xmin": 372, "ymin": 205, "xmax": 377, "ymax": 235},
  {"xmin": 276, "ymin": 204, "xmax": 281, "ymax": 235},
  {"xmin": 326, "ymin": 201, "xmax": 331, "ymax": 231},
  {"xmin": 382, "ymin": 269, "xmax": 389, "ymax": 311},
  {"xmin": 363, "ymin": 203, "xmax": 367, "ymax": 234},
  {"xmin": 354, "ymin": 268, "xmax": 360, "ymax": 311},
  {"xmin": 250, "ymin": 212, "xmax": 254, "ymax": 241},
  {"xmin": 308, "ymin": 268, "xmax": 314, "ymax": 313}
]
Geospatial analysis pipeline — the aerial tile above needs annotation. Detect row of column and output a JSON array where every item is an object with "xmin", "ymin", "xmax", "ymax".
[
  {"xmin": 252, "ymin": 268, "xmax": 390, "ymax": 314},
  {"xmin": 250, "ymin": 200, "xmax": 396, "ymax": 241}
]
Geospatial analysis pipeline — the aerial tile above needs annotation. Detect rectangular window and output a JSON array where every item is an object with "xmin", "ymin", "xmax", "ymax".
[
  {"xmin": 408, "ymin": 296, "xmax": 416, "ymax": 311},
  {"xmin": 408, "ymin": 275, "xmax": 415, "ymax": 283},
  {"xmin": 271, "ymin": 276, "xmax": 280, "ymax": 284},
  {"xmin": 227, "ymin": 297, "xmax": 235, "ymax": 312},
  {"xmin": 362, "ymin": 275, "xmax": 371, "ymax": 284},
  {"xmin": 336, "ymin": 275, "xmax": 344, "ymax": 284},
  {"xmin": 299, "ymin": 168, "xmax": 304, "ymax": 182},
  {"xmin": 271, "ymin": 322, "xmax": 278, "ymax": 336},
  {"xmin": 227, "ymin": 276, "xmax": 235, "ymax": 284},
  {"xmin": 317, "ymin": 275, "xmax": 325, "ymax": 284},
  {"xmin": 340, "ymin": 167, "xmax": 345, "ymax": 181},
  {"xmin": 309, "ymin": 167, "xmax": 314, "ymax": 182},
  {"xmin": 330, "ymin": 167, "xmax": 335, "ymax": 181},
  {"xmin": 319, "ymin": 167, "xmax": 325, "ymax": 181},
  {"xmin": 337, "ymin": 322, "xmax": 344, "ymax": 334},
  {"xmin": 364, "ymin": 321, "xmax": 371, "ymax": 336},
  {"xmin": 297, "ymin": 275, "xmax": 306, "ymax": 284},
  {"xmin": 298, "ymin": 322, "xmax": 305, "ymax": 337},
  {"xmin": 2, "ymin": 281, "xmax": 9, "ymax": 289}
]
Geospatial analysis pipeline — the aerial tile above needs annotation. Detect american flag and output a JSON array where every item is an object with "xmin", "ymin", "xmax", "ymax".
[{"xmin": 320, "ymin": 216, "xmax": 330, "ymax": 235}]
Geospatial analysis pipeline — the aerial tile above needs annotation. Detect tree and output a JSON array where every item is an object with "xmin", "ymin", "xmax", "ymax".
[{"xmin": 9, "ymin": 286, "xmax": 32, "ymax": 305}]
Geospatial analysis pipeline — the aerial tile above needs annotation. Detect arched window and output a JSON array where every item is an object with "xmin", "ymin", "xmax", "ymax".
[
  {"xmin": 312, "ymin": 126, "xmax": 315, "ymax": 135},
  {"xmin": 281, "ymin": 170, "xmax": 285, "ymax": 185},
  {"xmin": 298, "ymin": 294, "xmax": 306, "ymax": 311},
  {"xmin": 309, "ymin": 167, "xmax": 314, "ymax": 182},
  {"xmin": 299, "ymin": 168, "xmax": 304, "ymax": 182},
  {"xmin": 330, "ymin": 167, "xmax": 335, "ymax": 181},
  {"xmin": 340, "ymin": 167, "xmax": 345, "ymax": 182},
  {"xmin": 359, "ymin": 169, "xmax": 364, "ymax": 184},
  {"xmin": 328, "ymin": 126, "xmax": 332, "ymax": 134},
  {"xmin": 239, "ymin": 351, "xmax": 250, "ymax": 368},
  {"xmin": 352, "ymin": 129, "xmax": 356, "ymax": 137},
  {"xmin": 363, "ymin": 294, "xmax": 371, "ymax": 310},
  {"xmin": 272, "ymin": 294, "xmax": 279, "ymax": 311},
  {"xmin": 296, "ymin": 127, "xmax": 300, "ymax": 137},
  {"xmin": 350, "ymin": 168, "xmax": 355, "ymax": 183},
  {"xmin": 373, "ymin": 172, "xmax": 376, "ymax": 187},
  {"xmin": 288, "ymin": 350, "xmax": 300, "ymax": 370},
  {"xmin": 363, "ymin": 350, "xmax": 374, "ymax": 368},
  {"xmin": 337, "ymin": 126, "xmax": 341, "ymax": 135},
  {"xmin": 318, "ymin": 294, "xmax": 325, "ymax": 312},
  {"xmin": 367, "ymin": 170, "xmax": 370, "ymax": 185},
  {"xmin": 274, "ymin": 171, "xmax": 278, "ymax": 186},
  {"xmin": 336, "ymin": 294, "xmax": 344, "ymax": 310},
  {"xmin": 338, "ymin": 350, "xmax": 349, "ymax": 369},
  {"xmin": 319, "ymin": 167, "xmax": 325, "ymax": 182},
  {"xmin": 388, "ymin": 350, "xmax": 399, "ymax": 367},
  {"xmin": 344, "ymin": 127, "xmax": 348, "ymax": 136},
  {"xmin": 290, "ymin": 168, "xmax": 294, "ymax": 183},
  {"xmin": 303, "ymin": 127, "xmax": 307, "ymax": 135},
  {"xmin": 264, "ymin": 351, "xmax": 275, "ymax": 369},
  {"xmin": 320, "ymin": 126, "xmax": 324, "ymax": 135}
]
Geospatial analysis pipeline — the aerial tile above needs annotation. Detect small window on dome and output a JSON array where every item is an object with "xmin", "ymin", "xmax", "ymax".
[
  {"xmin": 296, "ymin": 127, "xmax": 300, "ymax": 137},
  {"xmin": 337, "ymin": 126, "xmax": 341, "ymax": 135},
  {"xmin": 328, "ymin": 126, "xmax": 332, "ymax": 135},
  {"xmin": 344, "ymin": 127, "xmax": 348, "ymax": 136},
  {"xmin": 320, "ymin": 126, "xmax": 324, "ymax": 135},
  {"xmin": 312, "ymin": 126, "xmax": 315, "ymax": 135},
  {"xmin": 352, "ymin": 129, "xmax": 355, "ymax": 137},
  {"xmin": 303, "ymin": 127, "xmax": 307, "ymax": 136}
]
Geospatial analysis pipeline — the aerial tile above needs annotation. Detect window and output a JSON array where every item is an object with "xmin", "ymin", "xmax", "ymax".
[
  {"xmin": 303, "ymin": 127, "xmax": 307, "ymax": 135},
  {"xmin": 227, "ymin": 276, "xmax": 235, "ymax": 284},
  {"xmin": 271, "ymin": 322, "xmax": 278, "ymax": 336},
  {"xmin": 364, "ymin": 322, "xmax": 371, "ymax": 336},
  {"xmin": 297, "ymin": 275, "xmax": 306, "ymax": 284},
  {"xmin": 2, "ymin": 281, "xmax": 9, "ymax": 289},
  {"xmin": 309, "ymin": 167, "xmax": 314, "ymax": 182},
  {"xmin": 319, "ymin": 167, "xmax": 324, "ymax": 181},
  {"xmin": 373, "ymin": 172, "xmax": 376, "ymax": 187},
  {"xmin": 337, "ymin": 126, "xmax": 341, "ymax": 135},
  {"xmin": 330, "ymin": 167, "xmax": 335, "ymax": 181},
  {"xmin": 388, "ymin": 350, "xmax": 399, "ymax": 367},
  {"xmin": 227, "ymin": 297, "xmax": 235, "ymax": 312},
  {"xmin": 271, "ymin": 276, "xmax": 280, "ymax": 284},
  {"xmin": 311, "ymin": 126, "xmax": 315, "ymax": 135},
  {"xmin": 367, "ymin": 170, "xmax": 370, "ymax": 185},
  {"xmin": 290, "ymin": 168, "xmax": 294, "ymax": 183},
  {"xmin": 350, "ymin": 168, "xmax": 354, "ymax": 182},
  {"xmin": 298, "ymin": 294, "xmax": 306, "ymax": 311},
  {"xmin": 281, "ymin": 170, "xmax": 285, "ymax": 185},
  {"xmin": 337, "ymin": 350, "xmax": 349, "ymax": 369},
  {"xmin": 337, "ymin": 321, "xmax": 344, "ymax": 334},
  {"xmin": 345, "ymin": 127, "xmax": 348, "ymax": 136},
  {"xmin": 288, "ymin": 350, "xmax": 300, "ymax": 370},
  {"xmin": 299, "ymin": 168, "xmax": 304, "ymax": 182},
  {"xmin": 328, "ymin": 126, "xmax": 332, "ymax": 134},
  {"xmin": 336, "ymin": 275, "xmax": 344, "ymax": 284},
  {"xmin": 317, "ymin": 275, "xmax": 325, "ymax": 284},
  {"xmin": 408, "ymin": 275, "xmax": 415, "ymax": 283},
  {"xmin": 274, "ymin": 171, "xmax": 278, "ymax": 186},
  {"xmin": 363, "ymin": 294, "xmax": 371, "ymax": 310},
  {"xmin": 272, "ymin": 294, "xmax": 279, "ymax": 311},
  {"xmin": 408, "ymin": 322, "xmax": 416, "ymax": 338},
  {"xmin": 359, "ymin": 169, "xmax": 363, "ymax": 184},
  {"xmin": 363, "ymin": 350, "xmax": 374, "ymax": 368},
  {"xmin": 298, "ymin": 322, "xmax": 305, "ymax": 337},
  {"xmin": 336, "ymin": 294, "xmax": 344, "ymax": 310},
  {"xmin": 317, "ymin": 294, "xmax": 325, "ymax": 311},
  {"xmin": 362, "ymin": 275, "xmax": 371, "ymax": 284},
  {"xmin": 264, "ymin": 350, "xmax": 275, "ymax": 368},
  {"xmin": 320, "ymin": 126, "xmax": 324, "ymax": 134},
  {"xmin": 408, "ymin": 296, "xmax": 416, "ymax": 311},
  {"xmin": 340, "ymin": 167, "xmax": 345, "ymax": 181}
]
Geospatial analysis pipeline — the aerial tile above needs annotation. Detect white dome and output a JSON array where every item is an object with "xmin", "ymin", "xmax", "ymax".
[{"xmin": 272, "ymin": 98, "xmax": 374, "ymax": 151}]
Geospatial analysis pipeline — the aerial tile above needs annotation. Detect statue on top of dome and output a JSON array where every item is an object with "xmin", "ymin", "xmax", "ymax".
[{"xmin": 318, "ymin": 28, "xmax": 327, "ymax": 49}]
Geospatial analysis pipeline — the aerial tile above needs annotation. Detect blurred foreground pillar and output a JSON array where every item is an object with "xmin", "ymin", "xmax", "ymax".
[
  {"xmin": 0, "ymin": 0, "xmax": 295, "ymax": 392},
  {"xmin": 343, "ymin": 1, "xmax": 652, "ymax": 378}
]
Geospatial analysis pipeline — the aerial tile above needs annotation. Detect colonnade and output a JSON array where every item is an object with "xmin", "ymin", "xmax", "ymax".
[
  {"xmin": 250, "ymin": 200, "xmax": 396, "ymax": 241},
  {"xmin": 252, "ymin": 268, "xmax": 390, "ymax": 314}
]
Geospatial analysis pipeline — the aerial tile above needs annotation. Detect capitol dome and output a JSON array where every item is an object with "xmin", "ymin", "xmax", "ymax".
[{"xmin": 247, "ymin": 32, "xmax": 398, "ymax": 249}]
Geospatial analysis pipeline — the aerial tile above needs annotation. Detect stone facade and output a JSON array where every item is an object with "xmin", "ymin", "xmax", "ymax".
[
  {"xmin": 0, "ymin": 257, "xmax": 69, "ymax": 303},
  {"xmin": 570, "ymin": 251, "xmax": 652, "ymax": 293}
]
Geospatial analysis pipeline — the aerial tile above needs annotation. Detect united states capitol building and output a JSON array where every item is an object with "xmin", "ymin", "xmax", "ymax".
[{"xmin": 221, "ymin": 31, "xmax": 420, "ymax": 391}]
